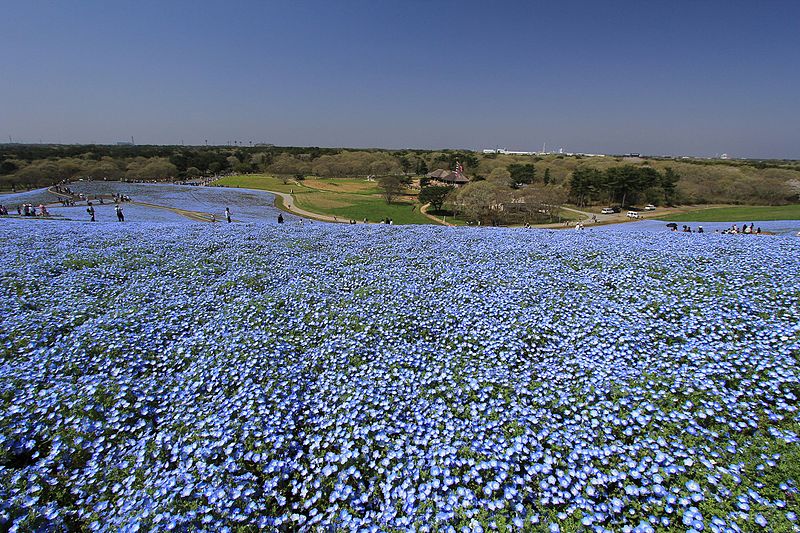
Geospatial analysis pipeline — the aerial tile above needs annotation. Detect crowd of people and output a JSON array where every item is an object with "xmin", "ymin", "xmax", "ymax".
[
  {"xmin": 51, "ymin": 184, "xmax": 73, "ymax": 196},
  {"xmin": 9, "ymin": 204, "xmax": 50, "ymax": 217},
  {"xmin": 670, "ymin": 223, "xmax": 762, "ymax": 234},
  {"xmin": 720, "ymin": 223, "xmax": 761, "ymax": 234}
]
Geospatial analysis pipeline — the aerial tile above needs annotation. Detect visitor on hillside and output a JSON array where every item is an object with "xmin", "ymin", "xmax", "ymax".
[
  {"xmin": 16, "ymin": 205, "xmax": 22, "ymax": 215},
  {"xmin": 115, "ymin": 204, "xmax": 124, "ymax": 222},
  {"xmin": 756, "ymin": 227, "xmax": 761, "ymax": 234},
  {"xmin": 87, "ymin": 202, "xmax": 96, "ymax": 222},
  {"xmin": 697, "ymin": 226, "xmax": 704, "ymax": 233},
  {"xmin": 210, "ymin": 214, "xmax": 216, "ymax": 223},
  {"xmin": 277, "ymin": 213, "xmax": 284, "ymax": 224},
  {"xmin": 225, "ymin": 207, "xmax": 231, "ymax": 223}
]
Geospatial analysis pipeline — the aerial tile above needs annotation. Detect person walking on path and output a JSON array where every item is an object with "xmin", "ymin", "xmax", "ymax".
[
  {"xmin": 87, "ymin": 202, "xmax": 96, "ymax": 222},
  {"xmin": 225, "ymin": 207, "xmax": 232, "ymax": 223},
  {"xmin": 115, "ymin": 204, "xmax": 125, "ymax": 222}
]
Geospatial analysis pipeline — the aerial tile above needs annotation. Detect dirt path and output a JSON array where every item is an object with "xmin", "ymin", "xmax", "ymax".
[{"xmin": 130, "ymin": 201, "xmax": 217, "ymax": 222}]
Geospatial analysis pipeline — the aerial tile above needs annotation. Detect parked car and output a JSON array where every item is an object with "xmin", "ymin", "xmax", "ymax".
[
  {"xmin": 601, "ymin": 207, "xmax": 616, "ymax": 214},
  {"xmin": 626, "ymin": 211, "xmax": 640, "ymax": 219},
  {"xmin": 644, "ymin": 204, "xmax": 656, "ymax": 211}
]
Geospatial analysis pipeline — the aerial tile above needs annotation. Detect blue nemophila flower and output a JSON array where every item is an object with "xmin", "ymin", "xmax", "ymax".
[{"xmin": 1, "ymin": 217, "xmax": 799, "ymax": 530}]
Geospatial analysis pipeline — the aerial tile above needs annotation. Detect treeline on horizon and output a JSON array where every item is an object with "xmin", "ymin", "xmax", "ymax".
[{"xmin": 1, "ymin": 143, "xmax": 799, "ymax": 206}]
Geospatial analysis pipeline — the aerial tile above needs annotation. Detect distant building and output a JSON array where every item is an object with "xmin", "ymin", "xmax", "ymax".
[
  {"xmin": 426, "ymin": 168, "xmax": 470, "ymax": 186},
  {"xmin": 116, "ymin": 141, "xmax": 134, "ymax": 146},
  {"xmin": 483, "ymin": 147, "xmax": 607, "ymax": 157},
  {"xmin": 483, "ymin": 148, "xmax": 538, "ymax": 156}
]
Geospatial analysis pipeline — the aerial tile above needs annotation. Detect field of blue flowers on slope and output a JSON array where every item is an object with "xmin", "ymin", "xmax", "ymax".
[
  {"xmin": 2, "ymin": 183, "xmax": 295, "ymax": 224},
  {"xmin": 1, "ymin": 220, "xmax": 799, "ymax": 533}
]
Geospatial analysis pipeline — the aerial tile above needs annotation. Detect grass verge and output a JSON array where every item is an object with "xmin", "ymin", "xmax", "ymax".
[{"xmin": 657, "ymin": 204, "xmax": 800, "ymax": 222}]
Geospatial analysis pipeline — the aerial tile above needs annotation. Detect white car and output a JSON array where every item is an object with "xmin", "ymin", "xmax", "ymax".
[
  {"xmin": 644, "ymin": 204, "xmax": 656, "ymax": 211},
  {"xmin": 626, "ymin": 211, "xmax": 640, "ymax": 219},
  {"xmin": 601, "ymin": 207, "xmax": 615, "ymax": 214}
]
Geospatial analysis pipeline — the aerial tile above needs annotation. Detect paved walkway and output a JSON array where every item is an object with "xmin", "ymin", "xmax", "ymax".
[
  {"xmin": 419, "ymin": 203, "xmax": 454, "ymax": 226},
  {"xmin": 266, "ymin": 190, "xmax": 343, "ymax": 223},
  {"xmin": 532, "ymin": 206, "xmax": 642, "ymax": 229}
]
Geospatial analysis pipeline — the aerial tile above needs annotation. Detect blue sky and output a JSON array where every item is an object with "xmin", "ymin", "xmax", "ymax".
[{"xmin": 1, "ymin": 0, "xmax": 799, "ymax": 158}]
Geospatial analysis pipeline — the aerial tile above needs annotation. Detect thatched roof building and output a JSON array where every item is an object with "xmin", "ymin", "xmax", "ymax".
[{"xmin": 427, "ymin": 168, "xmax": 470, "ymax": 186}]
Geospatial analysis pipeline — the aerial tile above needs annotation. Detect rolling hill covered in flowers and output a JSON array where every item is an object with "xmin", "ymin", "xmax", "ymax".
[{"xmin": 1, "ymin": 219, "xmax": 799, "ymax": 532}]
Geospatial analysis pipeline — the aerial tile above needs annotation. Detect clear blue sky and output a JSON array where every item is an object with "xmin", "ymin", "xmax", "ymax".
[{"xmin": 2, "ymin": 0, "xmax": 799, "ymax": 158}]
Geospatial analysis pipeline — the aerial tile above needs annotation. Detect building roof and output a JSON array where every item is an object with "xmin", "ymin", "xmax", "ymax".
[
  {"xmin": 427, "ymin": 169, "xmax": 470, "ymax": 184},
  {"xmin": 427, "ymin": 168, "xmax": 451, "ymax": 178}
]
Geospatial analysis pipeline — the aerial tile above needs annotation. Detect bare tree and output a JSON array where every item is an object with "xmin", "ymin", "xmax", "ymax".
[{"xmin": 378, "ymin": 176, "xmax": 405, "ymax": 203}]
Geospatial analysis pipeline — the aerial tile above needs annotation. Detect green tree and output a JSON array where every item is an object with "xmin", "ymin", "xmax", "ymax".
[
  {"xmin": 508, "ymin": 164, "xmax": 536, "ymax": 187},
  {"xmin": 0, "ymin": 160, "xmax": 20, "ymax": 175},
  {"xmin": 488, "ymin": 167, "xmax": 512, "ymax": 187},
  {"xmin": 398, "ymin": 156, "xmax": 412, "ymax": 174},
  {"xmin": 604, "ymin": 165, "xmax": 642, "ymax": 206},
  {"xmin": 138, "ymin": 159, "xmax": 177, "ymax": 180},
  {"xmin": 661, "ymin": 167, "xmax": 680, "ymax": 205},
  {"xmin": 452, "ymin": 181, "xmax": 510, "ymax": 225},
  {"xmin": 543, "ymin": 168, "xmax": 551, "ymax": 185},
  {"xmin": 418, "ymin": 185, "xmax": 453, "ymax": 212},
  {"xmin": 569, "ymin": 167, "xmax": 602, "ymax": 207}
]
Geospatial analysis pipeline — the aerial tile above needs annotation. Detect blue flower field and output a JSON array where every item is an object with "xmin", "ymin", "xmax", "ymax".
[{"xmin": 1, "ymin": 218, "xmax": 799, "ymax": 532}]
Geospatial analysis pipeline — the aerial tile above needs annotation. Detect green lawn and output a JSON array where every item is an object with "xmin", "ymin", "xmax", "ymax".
[
  {"xmin": 300, "ymin": 178, "xmax": 381, "ymax": 195},
  {"xmin": 657, "ymin": 204, "xmax": 800, "ymax": 222},
  {"xmin": 215, "ymin": 174, "xmax": 296, "ymax": 193},
  {"xmin": 295, "ymin": 192, "xmax": 433, "ymax": 224},
  {"xmin": 214, "ymin": 174, "xmax": 436, "ymax": 224},
  {"xmin": 426, "ymin": 210, "xmax": 469, "ymax": 226}
]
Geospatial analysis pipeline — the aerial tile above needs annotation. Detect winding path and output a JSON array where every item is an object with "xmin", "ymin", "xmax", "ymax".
[
  {"xmin": 266, "ymin": 191, "xmax": 343, "ymax": 223},
  {"xmin": 419, "ymin": 203, "xmax": 454, "ymax": 226},
  {"xmin": 223, "ymin": 185, "xmax": 450, "ymax": 226}
]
